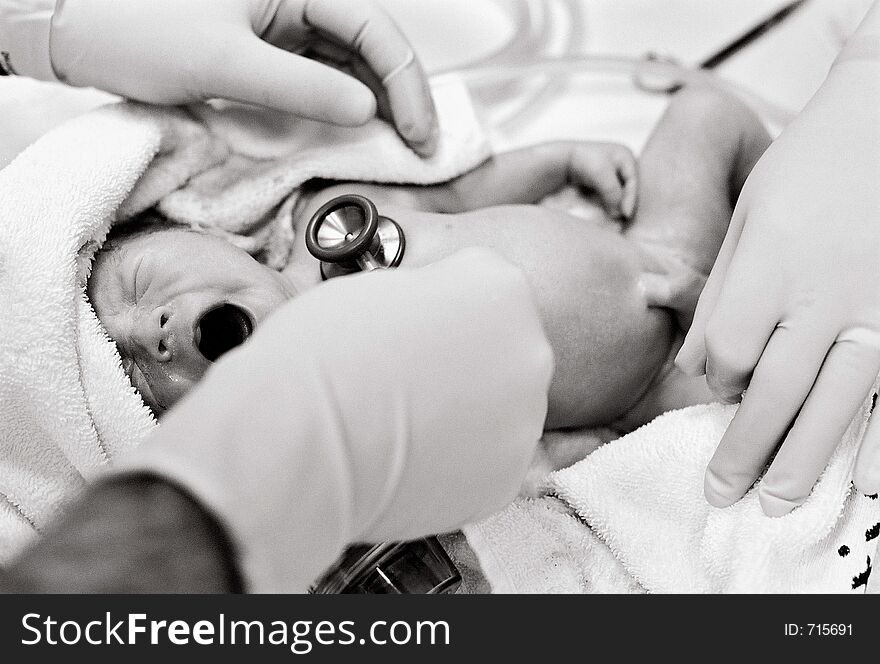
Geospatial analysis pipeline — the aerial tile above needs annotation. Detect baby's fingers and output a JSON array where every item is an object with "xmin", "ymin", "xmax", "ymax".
[{"xmin": 568, "ymin": 143, "xmax": 637, "ymax": 219}]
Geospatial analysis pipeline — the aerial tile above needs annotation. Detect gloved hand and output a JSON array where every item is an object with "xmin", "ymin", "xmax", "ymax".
[
  {"xmin": 676, "ymin": 35, "xmax": 880, "ymax": 515},
  {"xmin": 49, "ymin": 0, "xmax": 438, "ymax": 155},
  {"xmin": 114, "ymin": 248, "xmax": 553, "ymax": 592}
]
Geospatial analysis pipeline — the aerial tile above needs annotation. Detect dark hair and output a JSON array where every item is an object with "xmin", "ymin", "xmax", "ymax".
[{"xmin": 103, "ymin": 211, "xmax": 190, "ymax": 250}]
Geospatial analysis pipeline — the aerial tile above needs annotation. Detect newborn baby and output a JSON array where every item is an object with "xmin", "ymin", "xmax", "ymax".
[{"xmin": 88, "ymin": 87, "xmax": 770, "ymax": 430}]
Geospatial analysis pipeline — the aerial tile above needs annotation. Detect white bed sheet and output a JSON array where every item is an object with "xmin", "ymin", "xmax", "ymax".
[{"xmin": 477, "ymin": 0, "xmax": 874, "ymax": 152}]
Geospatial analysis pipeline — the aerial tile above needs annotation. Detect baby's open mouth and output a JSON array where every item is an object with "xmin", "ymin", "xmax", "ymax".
[{"xmin": 195, "ymin": 303, "xmax": 254, "ymax": 362}]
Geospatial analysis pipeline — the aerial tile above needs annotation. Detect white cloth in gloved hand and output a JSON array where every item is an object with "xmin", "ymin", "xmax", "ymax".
[
  {"xmin": 112, "ymin": 248, "xmax": 554, "ymax": 593},
  {"xmin": 0, "ymin": 0, "xmax": 438, "ymax": 155}
]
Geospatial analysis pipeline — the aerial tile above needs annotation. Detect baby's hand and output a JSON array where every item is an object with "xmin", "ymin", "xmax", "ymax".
[{"xmin": 566, "ymin": 142, "xmax": 638, "ymax": 220}]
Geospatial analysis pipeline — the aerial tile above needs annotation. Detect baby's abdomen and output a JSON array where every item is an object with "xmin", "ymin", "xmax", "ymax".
[{"xmin": 398, "ymin": 204, "xmax": 675, "ymax": 430}]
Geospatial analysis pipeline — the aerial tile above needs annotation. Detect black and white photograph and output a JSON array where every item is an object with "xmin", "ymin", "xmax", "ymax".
[{"xmin": 0, "ymin": 0, "xmax": 878, "ymax": 655}]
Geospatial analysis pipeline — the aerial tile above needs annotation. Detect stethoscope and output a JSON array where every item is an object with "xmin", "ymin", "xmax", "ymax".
[
  {"xmin": 306, "ymin": 194, "xmax": 405, "ymax": 280},
  {"xmin": 305, "ymin": 1, "xmax": 806, "ymax": 278},
  {"xmin": 304, "ymin": 198, "xmax": 460, "ymax": 594},
  {"xmin": 304, "ymin": 203, "xmax": 463, "ymax": 594}
]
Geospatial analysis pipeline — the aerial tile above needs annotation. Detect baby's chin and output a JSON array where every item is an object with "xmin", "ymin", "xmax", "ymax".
[{"xmin": 131, "ymin": 361, "xmax": 199, "ymax": 418}]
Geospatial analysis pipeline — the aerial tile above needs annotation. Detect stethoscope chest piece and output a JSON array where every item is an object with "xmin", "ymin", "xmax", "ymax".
[{"xmin": 306, "ymin": 194, "xmax": 405, "ymax": 281}]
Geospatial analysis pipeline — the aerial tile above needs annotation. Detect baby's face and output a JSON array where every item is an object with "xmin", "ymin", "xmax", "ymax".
[{"xmin": 88, "ymin": 229, "xmax": 295, "ymax": 415}]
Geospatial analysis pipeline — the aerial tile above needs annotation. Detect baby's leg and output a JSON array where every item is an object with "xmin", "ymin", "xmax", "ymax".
[
  {"xmin": 626, "ymin": 85, "xmax": 771, "ymax": 297},
  {"xmin": 613, "ymin": 86, "xmax": 772, "ymax": 430}
]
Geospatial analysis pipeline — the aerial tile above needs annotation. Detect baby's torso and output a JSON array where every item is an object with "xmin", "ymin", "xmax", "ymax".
[{"xmin": 286, "ymin": 185, "xmax": 674, "ymax": 430}]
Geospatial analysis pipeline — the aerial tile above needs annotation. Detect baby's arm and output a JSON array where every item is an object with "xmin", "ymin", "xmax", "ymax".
[
  {"xmin": 432, "ymin": 141, "xmax": 638, "ymax": 218},
  {"xmin": 302, "ymin": 141, "xmax": 638, "ymax": 221}
]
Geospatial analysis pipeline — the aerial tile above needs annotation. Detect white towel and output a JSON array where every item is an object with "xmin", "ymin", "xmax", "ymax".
[
  {"xmin": 466, "ymin": 400, "xmax": 880, "ymax": 593},
  {"xmin": 119, "ymin": 77, "xmax": 489, "ymax": 268},
  {"xmin": 0, "ymin": 79, "xmax": 489, "ymax": 564},
  {"xmin": 0, "ymin": 107, "xmax": 160, "ymax": 564}
]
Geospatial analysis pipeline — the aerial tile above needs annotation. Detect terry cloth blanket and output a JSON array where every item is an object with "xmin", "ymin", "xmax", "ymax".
[
  {"xmin": 0, "ymin": 78, "xmax": 490, "ymax": 564},
  {"xmin": 464, "ymin": 399, "xmax": 880, "ymax": 593}
]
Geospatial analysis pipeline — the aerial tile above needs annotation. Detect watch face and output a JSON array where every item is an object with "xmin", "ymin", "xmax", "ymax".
[{"xmin": 310, "ymin": 537, "xmax": 461, "ymax": 595}]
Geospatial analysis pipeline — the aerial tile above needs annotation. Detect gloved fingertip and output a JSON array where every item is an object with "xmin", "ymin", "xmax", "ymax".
[
  {"xmin": 410, "ymin": 118, "xmax": 440, "ymax": 157},
  {"xmin": 758, "ymin": 487, "xmax": 803, "ymax": 518},
  {"xmin": 703, "ymin": 467, "xmax": 739, "ymax": 508},
  {"xmin": 407, "ymin": 117, "xmax": 439, "ymax": 158},
  {"xmin": 264, "ymin": 85, "xmax": 376, "ymax": 126},
  {"xmin": 307, "ymin": 73, "xmax": 377, "ymax": 126},
  {"xmin": 854, "ymin": 443, "xmax": 880, "ymax": 496},
  {"xmin": 624, "ymin": 191, "xmax": 637, "ymax": 220},
  {"xmin": 338, "ymin": 88, "xmax": 378, "ymax": 126},
  {"xmin": 717, "ymin": 390, "xmax": 744, "ymax": 405},
  {"xmin": 853, "ymin": 464, "xmax": 880, "ymax": 497},
  {"xmin": 674, "ymin": 343, "xmax": 706, "ymax": 377}
]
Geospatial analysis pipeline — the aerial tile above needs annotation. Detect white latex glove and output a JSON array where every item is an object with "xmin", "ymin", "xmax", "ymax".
[
  {"xmin": 115, "ymin": 248, "xmax": 553, "ymax": 592},
  {"xmin": 48, "ymin": 0, "xmax": 438, "ymax": 155},
  {"xmin": 676, "ymin": 22, "xmax": 880, "ymax": 515}
]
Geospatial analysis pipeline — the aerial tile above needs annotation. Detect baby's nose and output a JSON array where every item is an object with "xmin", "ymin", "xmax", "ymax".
[{"xmin": 132, "ymin": 306, "xmax": 174, "ymax": 362}]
